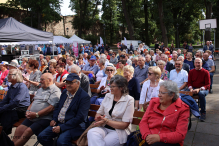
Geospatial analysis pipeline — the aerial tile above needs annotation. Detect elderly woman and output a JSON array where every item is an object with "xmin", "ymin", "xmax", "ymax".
[
  {"xmin": 156, "ymin": 51, "xmax": 162, "ymax": 62},
  {"xmin": 116, "ymin": 60, "xmax": 126, "ymax": 76},
  {"xmin": 39, "ymin": 59, "xmax": 49, "ymax": 74},
  {"xmin": 87, "ymin": 75, "xmax": 135, "ymax": 146},
  {"xmin": 132, "ymin": 57, "xmax": 138, "ymax": 68},
  {"xmin": 124, "ymin": 65, "xmax": 141, "ymax": 110},
  {"xmin": 19, "ymin": 57, "xmax": 28, "ymax": 73},
  {"xmin": 77, "ymin": 56, "xmax": 85, "ymax": 70},
  {"xmin": 97, "ymin": 63, "xmax": 116, "ymax": 94},
  {"xmin": 110, "ymin": 52, "xmax": 118, "ymax": 65},
  {"xmin": 139, "ymin": 81, "xmax": 189, "ymax": 146},
  {"xmin": 95, "ymin": 59, "xmax": 106, "ymax": 84},
  {"xmin": 49, "ymin": 63, "xmax": 58, "ymax": 80},
  {"xmin": 157, "ymin": 60, "xmax": 170, "ymax": 80},
  {"xmin": 23, "ymin": 60, "xmax": 42, "ymax": 100},
  {"xmin": 139, "ymin": 66, "xmax": 164, "ymax": 111},
  {"xmin": 0, "ymin": 61, "xmax": 9, "ymax": 85}
]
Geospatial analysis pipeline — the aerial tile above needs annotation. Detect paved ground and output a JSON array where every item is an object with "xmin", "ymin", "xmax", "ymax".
[
  {"xmin": 184, "ymin": 56, "xmax": 219, "ymax": 146},
  {"xmin": 8, "ymin": 56, "xmax": 219, "ymax": 146}
]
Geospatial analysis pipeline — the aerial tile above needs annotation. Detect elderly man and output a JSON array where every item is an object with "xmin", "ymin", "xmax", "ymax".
[
  {"xmin": 71, "ymin": 65, "xmax": 91, "ymax": 96},
  {"xmin": 67, "ymin": 44, "xmax": 73, "ymax": 55},
  {"xmin": 82, "ymin": 56, "xmax": 99, "ymax": 84},
  {"xmin": 66, "ymin": 56, "xmax": 74, "ymax": 72},
  {"xmin": 133, "ymin": 56, "xmax": 149, "ymax": 85},
  {"xmin": 177, "ymin": 49, "xmax": 184, "ymax": 57},
  {"xmin": 203, "ymin": 52, "xmax": 215, "ymax": 93},
  {"xmin": 188, "ymin": 58, "xmax": 210, "ymax": 122},
  {"xmin": 170, "ymin": 59, "xmax": 188, "ymax": 91},
  {"xmin": 38, "ymin": 73, "xmax": 90, "ymax": 145},
  {"xmin": 203, "ymin": 41, "xmax": 214, "ymax": 53},
  {"xmin": 177, "ymin": 56, "xmax": 190, "ymax": 73},
  {"xmin": 170, "ymin": 53, "xmax": 178, "ymax": 65},
  {"xmin": 161, "ymin": 54, "xmax": 174, "ymax": 72},
  {"xmin": 0, "ymin": 69, "xmax": 30, "ymax": 135},
  {"xmin": 83, "ymin": 53, "xmax": 89, "ymax": 64},
  {"xmin": 12, "ymin": 73, "xmax": 61, "ymax": 146},
  {"xmin": 195, "ymin": 50, "xmax": 209, "ymax": 70},
  {"xmin": 145, "ymin": 54, "xmax": 156, "ymax": 66}
]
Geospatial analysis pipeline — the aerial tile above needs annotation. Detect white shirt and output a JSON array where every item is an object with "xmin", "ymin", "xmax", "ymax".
[
  {"xmin": 140, "ymin": 80, "xmax": 164, "ymax": 104},
  {"xmin": 151, "ymin": 55, "xmax": 156, "ymax": 61},
  {"xmin": 169, "ymin": 69, "xmax": 188, "ymax": 90},
  {"xmin": 169, "ymin": 60, "xmax": 175, "ymax": 65},
  {"xmin": 96, "ymin": 70, "xmax": 104, "ymax": 82}
]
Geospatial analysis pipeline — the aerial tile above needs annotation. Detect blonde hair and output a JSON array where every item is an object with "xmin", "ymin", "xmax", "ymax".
[
  {"xmin": 187, "ymin": 52, "xmax": 192, "ymax": 56},
  {"xmin": 124, "ymin": 65, "xmax": 134, "ymax": 75},
  {"xmin": 148, "ymin": 66, "xmax": 161, "ymax": 79},
  {"xmin": 10, "ymin": 69, "xmax": 23, "ymax": 83}
]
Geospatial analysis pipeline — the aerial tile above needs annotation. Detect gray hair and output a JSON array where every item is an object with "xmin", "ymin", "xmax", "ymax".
[
  {"xmin": 178, "ymin": 56, "xmax": 184, "ymax": 61},
  {"xmin": 160, "ymin": 81, "xmax": 179, "ymax": 102},
  {"xmin": 161, "ymin": 54, "xmax": 168, "ymax": 59},
  {"xmin": 133, "ymin": 57, "xmax": 138, "ymax": 61},
  {"xmin": 29, "ymin": 56, "xmax": 36, "ymax": 60},
  {"xmin": 71, "ymin": 64, "xmax": 81, "ymax": 74},
  {"xmin": 138, "ymin": 56, "xmax": 146, "ymax": 61},
  {"xmin": 41, "ymin": 59, "xmax": 48, "ymax": 66},
  {"xmin": 49, "ymin": 59, "xmax": 57, "ymax": 64},
  {"xmin": 10, "ymin": 69, "xmax": 23, "ymax": 83},
  {"xmin": 157, "ymin": 60, "xmax": 166, "ymax": 66},
  {"xmin": 110, "ymin": 75, "xmax": 129, "ymax": 95},
  {"xmin": 100, "ymin": 54, "xmax": 107, "ymax": 60},
  {"xmin": 109, "ymin": 50, "xmax": 113, "ymax": 52},
  {"xmin": 196, "ymin": 50, "xmax": 203, "ymax": 57},
  {"xmin": 99, "ymin": 59, "xmax": 105, "ymax": 65}
]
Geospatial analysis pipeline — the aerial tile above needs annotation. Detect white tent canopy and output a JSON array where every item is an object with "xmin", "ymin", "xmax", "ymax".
[{"xmin": 69, "ymin": 34, "xmax": 91, "ymax": 43}]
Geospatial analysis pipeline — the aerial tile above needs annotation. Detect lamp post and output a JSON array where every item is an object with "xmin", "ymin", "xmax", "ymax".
[
  {"xmin": 103, "ymin": 24, "xmax": 106, "ymax": 46},
  {"xmin": 66, "ymin": 27, "xmax": 69, "ymax": 36},
  {"xmin": 176, "ymin": 23, "xmax": 179, "ymax": 48}
]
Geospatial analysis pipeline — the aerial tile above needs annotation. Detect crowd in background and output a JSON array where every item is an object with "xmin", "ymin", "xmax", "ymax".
[{"xmin": 0, "ymin": 40, "xmax": 215, "ymax": 146}]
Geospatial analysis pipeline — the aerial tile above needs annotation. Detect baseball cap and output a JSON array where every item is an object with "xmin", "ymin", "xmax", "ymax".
[
  {"xmin": 64, "ymin": 73, "xmax": 80, "ymax": 82},
  {"xmin": 0, "ymin": 61, "xmax": 9, "ymax": 65},
  {"xmin": 89, "ymin": 56, "xmax": 96, "ymax": 60}
]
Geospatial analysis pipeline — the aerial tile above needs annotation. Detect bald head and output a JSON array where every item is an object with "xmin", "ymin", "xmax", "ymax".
[{"xmin": 40, "ymin": 73, "xmax": 53, "ymax": 88}]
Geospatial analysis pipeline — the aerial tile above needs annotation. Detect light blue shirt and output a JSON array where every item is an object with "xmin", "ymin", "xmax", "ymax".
[
  {"xmin": 57, "ymin": 47, "xmax": 61, "ymax": 54},
  {"xmin": 169, "ymin": 69, "xmax": 188, "ymax": 90}
]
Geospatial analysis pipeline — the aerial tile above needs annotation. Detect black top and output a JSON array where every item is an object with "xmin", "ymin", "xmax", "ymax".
[
  {"xmin": 128, "ymin": 77, "xmax": 140, "ymax": 100},
  {"xmin": 105, "ymin": 100, "xmax": 117, "ymax": 130}
]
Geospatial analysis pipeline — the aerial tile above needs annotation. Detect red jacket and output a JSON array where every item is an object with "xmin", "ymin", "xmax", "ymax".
[
  {"xmin": 0, "ymin": 70, "xmax": 9, "ymax": 85},
  {"xmin": 56, "ymin": 70, "xmax": 69, "ymax": 91},
  {"xmin": 139, "ymin": 97, "xmax": 189, "ymax": 146}
]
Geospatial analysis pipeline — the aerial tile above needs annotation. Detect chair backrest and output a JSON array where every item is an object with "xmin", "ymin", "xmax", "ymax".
[
  {"xmin": 90, "ymin": 84, "xmax": 99, "ymax": 93},
  {"xmin": 0, "ymin": 90, "xmax": 5, "ymax": 100},
  {"xmin": 179, "ymin": 91, "xmax": 193, "ymax": 96},
  {"xmin": 88, "ymin": 104, "xmax": 145, "ymax": 125}
]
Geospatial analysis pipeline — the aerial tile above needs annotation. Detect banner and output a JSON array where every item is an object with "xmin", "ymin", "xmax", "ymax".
[
  {"xmin": 124, "ymin": 37, "xmax": 127, "ymax": 46},
  {"xmin": 73, "ymin": 41, "xmax": 78, "ymax": 57},
  {"xmin": 100, "ymin": 37, "xmax": 104, "ymax": 45}
]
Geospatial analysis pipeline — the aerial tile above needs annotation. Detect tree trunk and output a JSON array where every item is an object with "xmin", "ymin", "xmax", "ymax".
[
  {"xmin": 205, "ymin": 1, "xmax": 212, "ymax": 43},
  {"xmin": 158, "ymin": 0, "xmax": 168, "ymax": 47},
  {"xmin": 37, "ymin": 12, "xmax": 41, "ymax": 30},
  {"xmin": 78, "ymin": 0, "xmax": 82, "ymax": 37},
  {"xmin": 63, "ymin": 16, "xmax": 66, "ymax": 36},
  {"xmin": 144, "ymin": 0, "xmax": 150, "ymax": 46},
  {"xmin": 121, "ymin": 0, "xmax": 135, "ymax": 40}
]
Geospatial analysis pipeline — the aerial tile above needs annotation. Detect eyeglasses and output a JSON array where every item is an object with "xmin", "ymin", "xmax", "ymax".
[
  {"xmin": 9, "ymin": 74, "xmax": 16, "ymax": 76},
  {"xmin": 159, "ymin": 91, "xmax": 169, "ymax": 95},
  {"xmin": 109, "ymin": 85, "xmax": 118, "ymax": 88},
  {"xmin": 175, "ymin": 63, "xmax": 181, "ymax": 65},
  {"xmin": 148, "ymin": 72, "xmax": 154, "ymax": 75},
  {"xmin": 106, "ymin": 69, "xmax": 114, "ymax": 72},
  {"xmin": 65, "ymin": 81, "xmax": 77, "ymax": 85}
]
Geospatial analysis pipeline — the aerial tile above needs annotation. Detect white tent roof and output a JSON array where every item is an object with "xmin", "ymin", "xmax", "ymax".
[
  {"xmin": 69, "ymin": 34, "xmax": 91, "ymax": 43},
  {"xmin": 0, "ymin": 36, "xmax": 72, "ymax": 45}
]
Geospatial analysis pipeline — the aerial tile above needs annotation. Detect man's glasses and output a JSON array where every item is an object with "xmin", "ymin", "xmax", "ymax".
[
  {"xmin": 106, "ymin": 69, "xmax": 114, "ymax": 72},
  {"xmin": 175, "ymin": 63, "xmax": 181, "ymax": 65}
]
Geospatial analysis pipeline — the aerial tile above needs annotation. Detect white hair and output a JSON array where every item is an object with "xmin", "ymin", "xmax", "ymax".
[
  {"xmin": 196, "ymin": 50, "xmax": 203, "ymax": 57},
  {"xmin": 138, "ymin": 56, "xmax": 146, "ymax": 61},
  {"xmin": 49, "ymin": 59, "xmax": 57, "ymax": 64},
  {"xmin": 71, "ymin": 64, "xmax": 81, "ymax": 74},
  {"xmin": 178, "ymin": 56, "xmax": 184, "ymax": 61}
]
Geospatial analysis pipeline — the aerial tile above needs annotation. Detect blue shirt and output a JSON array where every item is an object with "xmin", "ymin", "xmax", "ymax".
[
  {"xmin": 80, "ymin": 47, "xmax": 84, "ymax": 54},
  {"xmin": 145, "ymin": 61, "xmax": 156, "ymax": 66},
  {"xmin": 133, "ymin": 65, "xmax": 149, "ymax": 83},
  {"xmin": 57, "ymin": 47, "xmax": 61, "ymax": 54},
  {"xmin": 90, "ymin": 47, "xmax": 93, "ymax": 53},
  {"xmin": 184, "ymin": 59, "xmax": 194, "ymax": 69},
  {"xmin": 169, "ymin": 69, "xmax": 188, "ymax": 90},
  {"xmin": 0, "ymin": 83, "xmax": 30, "ymax": 113},
  {"xmin": 85, "ymin": 46, "xmax": 89, "ymax": 52},
  {"xmin": 82, "ymin": 64, "xmax": 99, "ymax": 75}
]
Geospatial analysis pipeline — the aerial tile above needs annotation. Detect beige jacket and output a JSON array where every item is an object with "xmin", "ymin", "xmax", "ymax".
[{"xmin": 97, "ymin": 93, "xmax": 135, "ymax": 144}]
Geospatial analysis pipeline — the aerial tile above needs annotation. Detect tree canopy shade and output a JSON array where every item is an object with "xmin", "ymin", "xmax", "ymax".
[{"xmin": 0, "ymin": 17, "xmax": 53, "ymax": 42}]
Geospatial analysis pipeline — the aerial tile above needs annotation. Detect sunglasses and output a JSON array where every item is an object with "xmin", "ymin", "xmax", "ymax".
[
  {"xmin": 175, "ymin": 63, "xmax": 181, "ymax": 65},
  {"xmin": 106, "ymin": 69, "xmax": 114, "ymax": 72},
  {"xmin": 148, "ymin": 72, "xmax": 154, "ymax": 75}
]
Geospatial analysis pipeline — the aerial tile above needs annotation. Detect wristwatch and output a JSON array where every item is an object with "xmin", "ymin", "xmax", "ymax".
[{"xmin": 36, "ymin": 113, "xmax": 39, "ymax": 118}]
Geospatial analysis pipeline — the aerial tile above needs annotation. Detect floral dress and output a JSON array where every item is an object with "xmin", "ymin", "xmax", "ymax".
[{"xmin": 160, "ymin": 70, "xmax": 169, "ymax": 80}]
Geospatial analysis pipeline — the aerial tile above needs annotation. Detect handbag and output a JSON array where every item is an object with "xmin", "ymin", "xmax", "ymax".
[
  {"xmin": 124, "ymin": 130, "xmax": 146, "ymax": 146},
  {"xmin": 143, "ymin": 88, "xmax": 149, "ymax": 112},
  {"xmin": 77, "ymin": 122, "xmax": 98, "ymax": 146}
]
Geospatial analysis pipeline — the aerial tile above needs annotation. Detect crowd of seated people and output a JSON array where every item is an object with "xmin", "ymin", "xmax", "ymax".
[{"xmin": 0, "ymin": 41, "xmax": 215, "ymax": 145}]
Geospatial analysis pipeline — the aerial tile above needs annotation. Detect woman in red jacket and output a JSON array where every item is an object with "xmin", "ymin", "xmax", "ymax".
[{"xmin": 139, "ymin": 81, "xmax": 190, "ymax": 146}]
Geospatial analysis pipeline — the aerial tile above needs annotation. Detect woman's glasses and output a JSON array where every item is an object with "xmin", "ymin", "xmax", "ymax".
[
  {"xmin": 148, "ymin": 72, "xmax": 154, "ymax": 75},
  {"xmin": 106, "ymin": 69, "xmax": 114, "ymax": 72}
]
